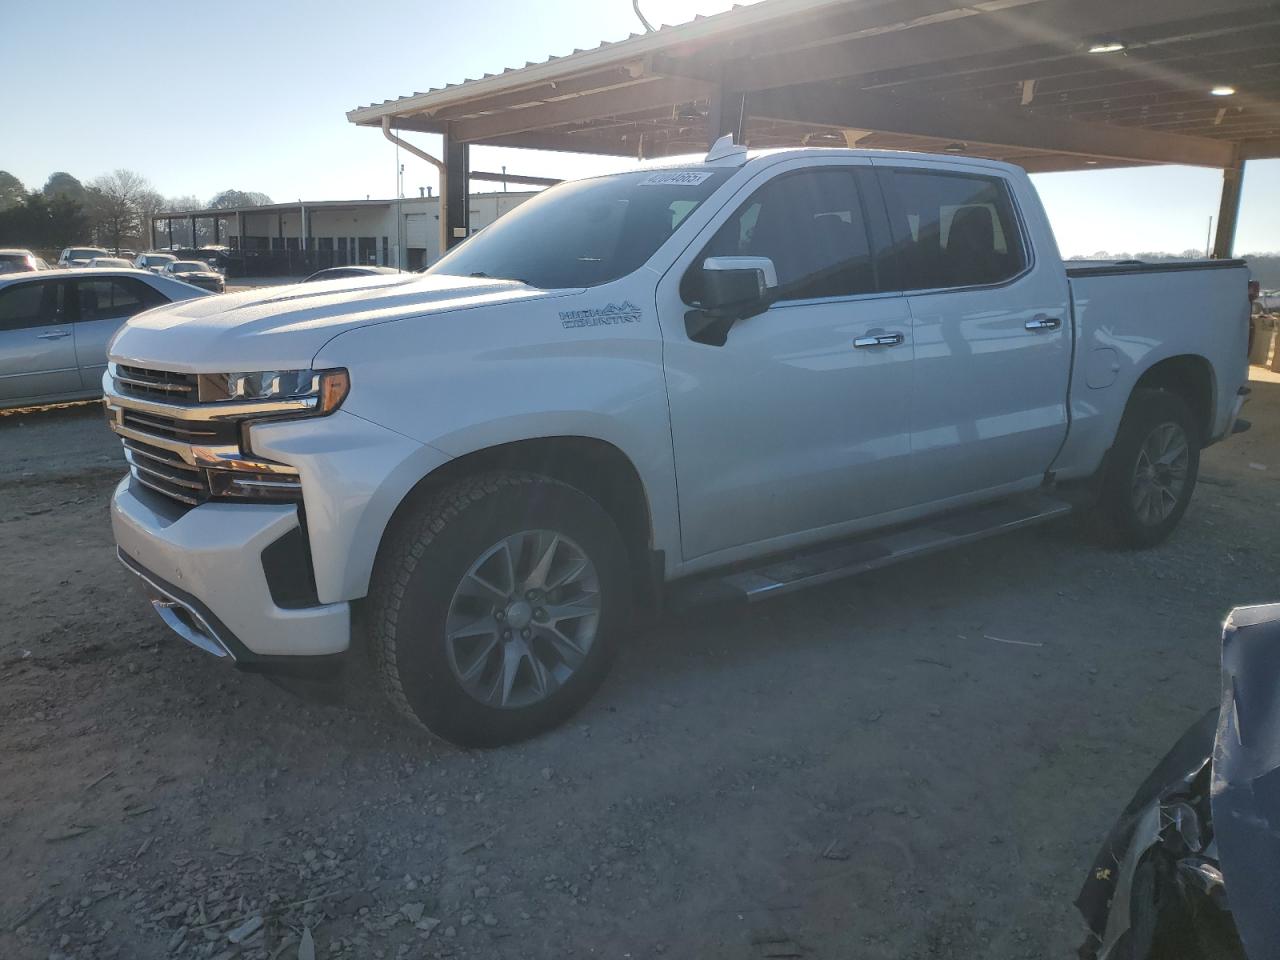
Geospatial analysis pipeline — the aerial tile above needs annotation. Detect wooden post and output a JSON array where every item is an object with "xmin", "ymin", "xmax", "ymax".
[{"xmin": 1212, "ymin": 152, "xmax": 1245, "ymax": 259}]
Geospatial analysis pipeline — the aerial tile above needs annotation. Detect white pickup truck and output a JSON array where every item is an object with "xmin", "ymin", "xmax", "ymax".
[{"xmin": 104, "ymin": 140, "xmax": 1251, "ymax": 746}]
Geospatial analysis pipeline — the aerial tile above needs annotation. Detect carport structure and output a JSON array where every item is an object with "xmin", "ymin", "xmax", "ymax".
[{"xmin": 348, "ymin": 0, "xmax": 1280, "ymax": 258}]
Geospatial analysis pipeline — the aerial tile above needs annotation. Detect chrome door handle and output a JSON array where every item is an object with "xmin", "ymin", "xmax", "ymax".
[
  {"xmin": 1025, "ymin": 315, "xmax": 1061, "ymax": 331},
  {"xmin": 37, "ymin": 331, "xmax": 71, "ymax": 340},
  {"xmin": 853, "ymin": 332, "xmax": 904, "ymax": 348}
]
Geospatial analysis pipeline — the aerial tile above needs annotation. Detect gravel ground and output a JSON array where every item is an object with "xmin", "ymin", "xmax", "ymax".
[{"xmin": 1, "ymin": 380, "xmax": 1277, "ymax": 960}]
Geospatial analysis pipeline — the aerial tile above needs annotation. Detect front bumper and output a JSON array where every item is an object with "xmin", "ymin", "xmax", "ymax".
[{"xmin": 112, "ymin": 476, "xmax": 350, "ymax": 660}]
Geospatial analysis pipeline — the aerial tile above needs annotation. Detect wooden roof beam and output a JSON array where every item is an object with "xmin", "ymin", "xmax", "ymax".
[
  {"xmin": 715, "ymin": 0, "xmax": 1277, "ymax": 93},
  {"xmin": 449, "ymin": 76, "xmax": 712, "ymax": 143},
  {"xmin": 748, "ymin": 83, "xmax": 1237, "ymax": 166}
]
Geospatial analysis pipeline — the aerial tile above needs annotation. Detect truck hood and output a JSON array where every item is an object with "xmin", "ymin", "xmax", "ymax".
[{"xmin": 109, "ymin": 273, "xmax": 557, "ymax": 372}]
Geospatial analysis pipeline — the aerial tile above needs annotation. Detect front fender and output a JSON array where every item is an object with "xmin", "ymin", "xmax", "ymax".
[
  {"xmin": 249, "ymin": 411, "xmax": 452, "ymax": 603},
  {"xmin": 311, "ymin": 287, "xmax": 680, "ymax": 572}
]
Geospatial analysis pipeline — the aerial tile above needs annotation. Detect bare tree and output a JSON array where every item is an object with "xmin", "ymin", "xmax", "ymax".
[{"xmin": 87, "ymin": 169, "xmax": 156, "ymax": 251}]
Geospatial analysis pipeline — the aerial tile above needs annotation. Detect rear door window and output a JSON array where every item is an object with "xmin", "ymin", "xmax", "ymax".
[
  {"xmin": 73, "ymin": 277, "xmax": 165, "ymax": 322},
  {"xmin": 878, "ymin": 168, "xmax": 1027, "ymax": 290}
]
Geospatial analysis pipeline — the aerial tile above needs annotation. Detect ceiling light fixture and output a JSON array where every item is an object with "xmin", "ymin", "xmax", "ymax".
[
  {"xmin": 1210, "ymin": 85, "xmax": 1237, "ymax": 96},
  {"xmin": 1088, "ymin": 41, "xmax": 1126, "ymax": 54}
]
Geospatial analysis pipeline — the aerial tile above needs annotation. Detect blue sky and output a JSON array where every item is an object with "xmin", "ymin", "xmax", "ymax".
[{"xmin": 2, "ymin": 0, "xmax": 1275, "ymax": 256}]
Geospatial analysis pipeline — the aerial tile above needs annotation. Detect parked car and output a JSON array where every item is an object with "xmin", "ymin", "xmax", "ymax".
[
  {"xmin": 0, "ymin": 249, "xmax": 42, "ymax": 274},
  {"xmin": 134, "ymin": 252, "xmax": 177, "ymax": 273},
  {"xmin": 162, "ymin": 260, "xmax": 225, "ymax": 293},
  {"xmin": 85, "ymin": 257, "xmax": 134, "ymax": 269},
  {"xmin": 173, "ymin": 247, "xmax": 229, "ymax": 272},
  {"xmin": 103, "ymin": 142, "xmax": 1250, "ymax": 746},
  {"xmin": 57, "ymin": 246, "xmax": 108, "ymax": 269},
  {"xmin": 0, "ymin": 268, "xmax": 209, "ymax": 409},
  {"xmin": 304, "ymin": 266, "xmax": 401, "ymax": 282}
]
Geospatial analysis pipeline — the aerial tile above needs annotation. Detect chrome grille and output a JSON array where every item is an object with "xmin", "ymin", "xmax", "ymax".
[
  {"xmin": 113, "ymin": 364, "xmax": 199, "ymax": 401},
  {"xmin": 119, "ymin": 408, "xmax": 237, "ymax": 446},
  {"xmin": 122, "ymin": 437, "xmax": 209, "ymax": 506}
]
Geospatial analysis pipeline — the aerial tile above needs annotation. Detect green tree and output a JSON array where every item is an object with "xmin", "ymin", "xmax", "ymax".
[
  {"xmin": 42, "ymin": 171, "xmax": 86, "ymax": 204},
  {"xmin": 0, "ymin": 171, "xmax": 25, "ymax": 211},
  {"xmin": 209, "ymin": 189, "xmax": 272, "ymax": 209}
]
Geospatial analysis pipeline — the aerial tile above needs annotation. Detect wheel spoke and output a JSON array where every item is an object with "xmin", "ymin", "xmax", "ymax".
[
  {"xmin": 457, "ymin": 634, "xmax": 500, "ymax": 684},
  {"xmin": 538, "ymin": 624, "xmax": 587, "ymax": 669},
  {"xmin": 547, "ymin": 556, "xmax": 591, "ymax": 590},
  {"xmin": 461, "ymin": 570, "xmax": 507, "ymax": 604},
  {"xmin": 448, "ymin": 613, "xmax": 498, "ymax": 643},
  {"xmin": 1158, "ymin": 440, "xmax": 1187, "ymax": 467},
  {"xmin": 545, "ymin": 598, "xmax": 599, "ymax": 623},
  {"xmin": 499, "ymin": 642, "xmax": 524, "ymax": 707},
  {"xmin": 524, "ymin": 532, "xmax": 561, "ymax": 591},
  {"xmin": 498, "ymin": 536, "xmax": 520, "ymax": 594},
  {"xmin": 526, "ymin": 648, "xmax": 556, "ymax": 699}
]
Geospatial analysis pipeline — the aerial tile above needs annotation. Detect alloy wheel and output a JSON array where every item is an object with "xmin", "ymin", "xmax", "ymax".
[{"xmin": 444, "ymin": 530, "xmax": 601, "ymax": 709}]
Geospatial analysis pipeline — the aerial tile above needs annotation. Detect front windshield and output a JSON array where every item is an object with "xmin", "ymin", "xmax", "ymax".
[
  {"xmin": 426, "ymin": 168, "xmax": 731, "ymax": 289},
  {"xmin": 171, "ymin": 261, "xmax": 208, "ymax": 272},
  {"xmin": 144, "ymin": 255, "xmax": 174, "ymax": 265}
]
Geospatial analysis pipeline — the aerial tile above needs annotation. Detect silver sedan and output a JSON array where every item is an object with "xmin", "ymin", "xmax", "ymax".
[{"xmin": 0, "ymin": 268, "xmax": 209, "ymax": 410}]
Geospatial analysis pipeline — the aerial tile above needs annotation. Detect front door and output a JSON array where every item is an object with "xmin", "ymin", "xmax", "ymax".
[
  {"xmin": 874, "ymin": 162, "xmax": 1071, "ymax": 505},
  {"xmin": 0, "ymin": 279, "xmax": 80, "ymax": 404},
  {"xmin": 657, "ymin": 161, "xmax": 914, "ymax": 563},
  {"xmin": 69, "ymin": 275, "xmax": 168, "ymax": 389}
]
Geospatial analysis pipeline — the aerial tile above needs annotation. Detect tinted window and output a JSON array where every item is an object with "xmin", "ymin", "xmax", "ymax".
[
  {"xmin": 880, "ymin": 169, "xmax": 1026, "ymax": 290},
  {"xmin": 427, "ymin": 168, "xmax": 732, "ymax": 289},
  {"xmin": 683, "ymin": 169, "xmax": 878, "ymax": 304},
  {"xmin": 74, "ymin": 278, "xmax": 164, "ymax": 322},
  {"xmin": 0, "ymin": 281, "xmax": 57, "ymax": 331}
]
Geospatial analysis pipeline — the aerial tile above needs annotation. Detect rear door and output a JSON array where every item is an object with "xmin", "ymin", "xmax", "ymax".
[
  {"xmin": 874, "ymin": 162, "xmax": 1070, "ymax": 505},
  {"xmin": 69, "ymin": 275, "xmax": 168, "ymax": 389},
  {"xmin": 0, "ymin": 279, "xmax": 80, "ymax": 403}
]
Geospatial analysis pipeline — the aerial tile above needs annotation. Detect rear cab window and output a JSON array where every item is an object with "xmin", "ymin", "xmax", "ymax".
[{"xmin": 876, "ymin": 167, "xmax": 1028, "ymax": 290}]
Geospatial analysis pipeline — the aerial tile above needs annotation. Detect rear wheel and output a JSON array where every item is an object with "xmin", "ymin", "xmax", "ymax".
[
  {"xmin": 366, "ymin": 472, "xmax": 630, "ymax": 747},
  {"xmin": 1097, "ymin": 389, "xmax": 1200, "ymax": 548}
]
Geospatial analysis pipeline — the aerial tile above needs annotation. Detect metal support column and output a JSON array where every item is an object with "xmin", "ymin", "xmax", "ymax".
[
  {"xmin": 706, "ymin": 81, "xmax": 747, "ymax": 147},
  {"xmin": 167, "ymin": 218, "xmax": 173, "ymax": 249},
  {"xmin": 189, "ymin": 215, "xmax": 196, "ymax": 248},
  {"xmin": 1212, "ymin": 152, "xmax": 1245, "ymax": 259},
  {"xmin": 442, "ymin": 127, "xmax": 470, "ymax": 252}
]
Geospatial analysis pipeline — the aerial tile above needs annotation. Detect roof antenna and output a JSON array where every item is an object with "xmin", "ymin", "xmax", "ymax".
[{"xmin": 632, "ymin": 0, "xmax": 655, "ymax": 32}]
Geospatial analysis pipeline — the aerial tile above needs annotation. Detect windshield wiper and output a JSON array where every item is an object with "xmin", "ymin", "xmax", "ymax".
[{"xmin": 468, "ymin": 271, "xmax": 536, "ymax": 287}]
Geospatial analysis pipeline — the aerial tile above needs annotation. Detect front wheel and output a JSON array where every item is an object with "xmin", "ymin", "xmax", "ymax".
[
  {"xmin": 1096, "ymin": 389, "xmax": 1200, "ymax": 548},
  {"xmin": 365, "ymin": 472, "xmax": 630, "ymax": 747}
]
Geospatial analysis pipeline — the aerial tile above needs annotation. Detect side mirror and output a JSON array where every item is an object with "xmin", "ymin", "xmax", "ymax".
[{"xmin": 686, "ymin": 256, "xmax": 779, "ymax": 346}]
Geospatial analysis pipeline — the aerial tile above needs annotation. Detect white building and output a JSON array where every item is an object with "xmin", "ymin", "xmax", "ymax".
[{"xmin": 152, "ymin": 190, "xmax": 536, "ymax": 274}]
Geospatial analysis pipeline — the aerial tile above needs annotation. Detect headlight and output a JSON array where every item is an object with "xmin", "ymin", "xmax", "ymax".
[{"xmin": 198, "ymin": 368, "xmax": 349, "ymax": 414}]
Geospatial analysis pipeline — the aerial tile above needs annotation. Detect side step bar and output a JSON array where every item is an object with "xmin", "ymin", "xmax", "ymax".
[{"xmin": 670, "ymin": 492, "xmax": 1073, "ymax": 608}]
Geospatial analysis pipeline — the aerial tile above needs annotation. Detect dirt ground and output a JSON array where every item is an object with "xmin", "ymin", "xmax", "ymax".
[{"xmin": 2, "ymin": 379, "xmax": 1278, "ymax": 960}]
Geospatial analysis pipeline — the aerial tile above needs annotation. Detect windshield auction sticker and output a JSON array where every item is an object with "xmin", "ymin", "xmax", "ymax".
[{"xmin": 639, "ymin": 171, "xmax": 715, "ymax": 186}]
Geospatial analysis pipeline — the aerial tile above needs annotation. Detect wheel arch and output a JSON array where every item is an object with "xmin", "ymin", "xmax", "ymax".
[
  {"xmin": 1131, "ymin": 353, "xmax": 1216, "ymax": 445},
  {"xmin": 374, "ymin": 436, "xmax": 661, "ymax": 613}
]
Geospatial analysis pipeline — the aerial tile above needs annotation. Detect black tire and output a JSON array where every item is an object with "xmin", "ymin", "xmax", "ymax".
[
  {"xmin": 365, "ymin": 471, "xmax": 630, "ymax": 747},
  {"xmin": 1096, "ymin": 389, "xmax": 1200, "ymax": 548}
]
